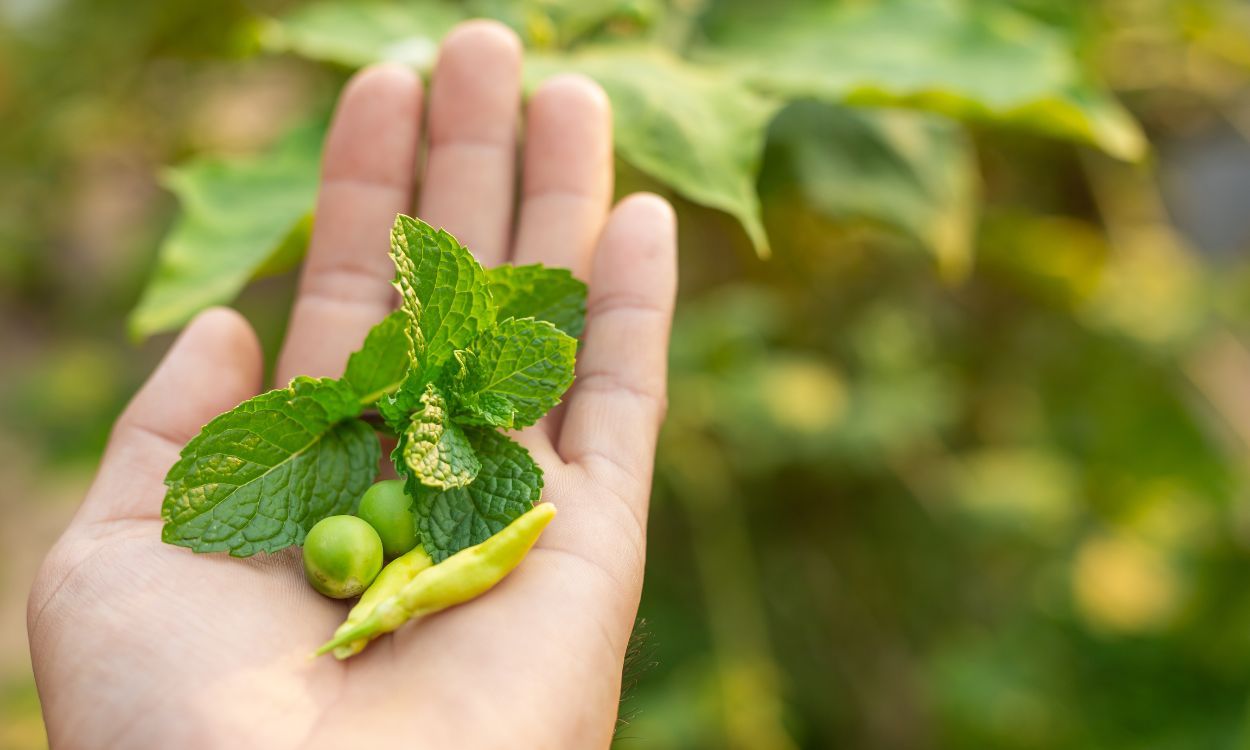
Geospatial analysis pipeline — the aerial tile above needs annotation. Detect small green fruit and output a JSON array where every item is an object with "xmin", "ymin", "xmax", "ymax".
[
  {"xmin": 303, "ymin": 515, "xmax": 383, "ymax": 599},
  {"xmin": 356, "ymin": 479, "xmax": 419, "ymax": 559}
]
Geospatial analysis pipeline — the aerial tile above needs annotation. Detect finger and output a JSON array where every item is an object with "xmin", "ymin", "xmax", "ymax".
[
  {"xmin": 75, "ymin": 308, "xmax": 263, "ymax": 525},
  {"xmin": 418, "ymin": 20, "xmax": 522, "ymax": 265},
  {"xmin": 511, "ymin": 76, "xmax": 611, "ymax": 442},
  {"xmin": 557, "ymin": 194, "xmax": 677, "ymax": 520},
  {"xmin": 511, "ymin": 74, "xmax": 613, "ymax": 277},
  {"xmin": 276, "ymin": 64, "xmax": 422, "ymax": 384}
]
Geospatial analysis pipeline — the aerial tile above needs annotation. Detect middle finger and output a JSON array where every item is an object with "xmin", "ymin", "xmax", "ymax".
[{"xmin": 418, "ymin": 20, "xmax": 522, "ymax": 266}]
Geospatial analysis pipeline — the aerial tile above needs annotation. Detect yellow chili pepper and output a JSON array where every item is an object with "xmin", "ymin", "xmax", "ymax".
[
  {"xmin": 316, "ymin": 502, "xmax": 557, "ymax": 658},
  {"xmin": 329, "ymin": 544, "xmax": 434, "ymax": 657}
]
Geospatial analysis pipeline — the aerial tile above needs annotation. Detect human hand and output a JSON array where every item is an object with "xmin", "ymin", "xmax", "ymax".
[{"xmin": 28, "ymin": 20, "xmax": 676, "ymax": 749}]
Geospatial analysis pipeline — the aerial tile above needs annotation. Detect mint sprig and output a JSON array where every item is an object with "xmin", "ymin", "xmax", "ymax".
[{"xmin": 160, "ymin": 215, "xmax": 584, "ymax": 559}]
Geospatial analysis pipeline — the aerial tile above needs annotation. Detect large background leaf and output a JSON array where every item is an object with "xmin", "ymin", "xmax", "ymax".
[
  {"xmin": 128, "ymin": 121, "xmax": 322, "ymax": 339},
  {"xmin": 696, "ymin": 0, "xmax": 1145, "ymax": 160},
  {"xmin": 260, "ymin": 0, "xmax": 463, "ymax": 70},
  {"xmin": 527, "ymin": 48, "xmax": 781, "ymax": 252},
  {"xmin": 764, "ymin": 101, "xmax": 980, "ymax": 277}
]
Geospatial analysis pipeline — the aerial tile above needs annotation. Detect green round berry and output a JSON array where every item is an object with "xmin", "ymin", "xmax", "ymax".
[
  {"xmin": 356, "ymin": 479, "xmax": 419, "ymax": 559},
  {"xmin": 303, "ymin": 515, "xmax": 383, "ymax": 599}
]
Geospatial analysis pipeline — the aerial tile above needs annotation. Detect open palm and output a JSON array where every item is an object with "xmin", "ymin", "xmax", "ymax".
[{"xmin": 27, "ymin": 21, "xmax": 676, "ymax": 749}]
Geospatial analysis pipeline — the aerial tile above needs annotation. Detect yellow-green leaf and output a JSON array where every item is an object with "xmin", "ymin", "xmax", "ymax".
[
  {"xmin": 696, "ymin": 0, "xmax": 1145, "ymax": 161},
  {"xmin": 260, "ymin": 0, "xmax": 463, "ymax": 70},
  {"xmin": 765, "ymin": 102, "xmax": 979, "ymax": 279},
  {"xmin": 527, "ymin": 48, "xmax": 781, "ymax": 253},
  {"xmin": 128, "ymin": 122, "xmax": 322, "ymax": 339}
]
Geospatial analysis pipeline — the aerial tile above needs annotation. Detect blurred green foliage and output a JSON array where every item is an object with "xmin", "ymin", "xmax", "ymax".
[
  {"xmin": 8, "ymin": 0, "xmax": 1250, "ymax": 748},
  {"xmin": 128, "ymin": 0, "xmax": 1146, "ymax": 335}
]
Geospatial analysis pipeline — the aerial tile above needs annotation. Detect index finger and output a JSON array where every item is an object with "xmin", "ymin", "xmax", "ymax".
[{"xmin": 276, "ymin": 64, "xmax": 422, "ymax": 384}]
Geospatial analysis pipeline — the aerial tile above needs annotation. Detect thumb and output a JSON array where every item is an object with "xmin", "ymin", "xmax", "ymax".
[{"xmin": 73, "ymin": 308, "xmax": 263, "ymax": 527}]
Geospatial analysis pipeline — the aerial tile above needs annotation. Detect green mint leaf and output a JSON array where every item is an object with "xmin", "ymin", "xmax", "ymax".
[
  {"xmin": 343, "ymin": 310, "xmax": 411, "ymax": 404},
  {"xmin": 412, "ymin": 429, "xmax": 544, "ymax": 562},
  {"xmin": 453, "ymin": 318, "xmax": 577, "ymax": 429},
  {"xmin": 487, "ymin": 264, "xmax": 588, "ymax": 337},
  {"xmin": 455, "ymin": 390, "xmax": 516, "ymax": 429},
  {"xmin": 390, "ymin": 215, "xmax": 495, "ymax": 376},
  {"xmin": 376, "ymin": 370, "xmax": 425, "ymax": 434},
  {"xmin": 160, "ymin": 377, "xmax": 380, "ymax": 557},
  {"xmin": 396, "ymin": 383, "xmax": 480, "ymax": 490},
  {"xmin": 445, "ymin": 349, "xmax": 513, "ymax": 427}
]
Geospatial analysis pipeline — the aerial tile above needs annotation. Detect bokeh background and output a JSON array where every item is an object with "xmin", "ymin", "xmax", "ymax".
[{"xmin": 7, "ymin": 0, "xmax": 1250, "ymax": 747}]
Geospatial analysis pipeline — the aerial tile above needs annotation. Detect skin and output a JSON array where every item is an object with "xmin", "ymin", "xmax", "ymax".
[
  {"xmin": 302, "ymin": 516, "xmax": 384, "ymax": 599},
  {"xmin": 355, "ymin": 480, "xmax": 418, "ymax": 559},
  {"xmin": 322, "ymin": 503, "xmax": 557, "ymax": 657},
  {"xmin": 27, "ymin": 21, "xmax": 676, "ymax": 750}
]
